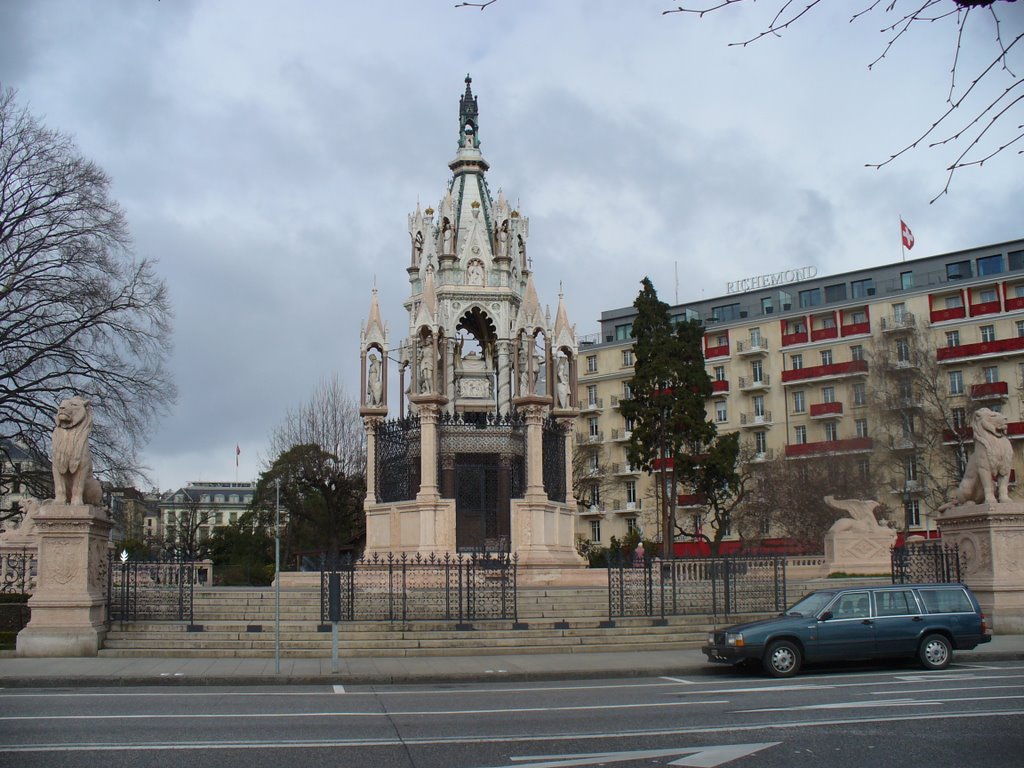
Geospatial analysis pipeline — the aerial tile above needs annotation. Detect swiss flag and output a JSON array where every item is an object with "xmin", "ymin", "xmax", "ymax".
[{"xmin": 901, "ymin": 219, "xmax": 915, "ymax": 250}]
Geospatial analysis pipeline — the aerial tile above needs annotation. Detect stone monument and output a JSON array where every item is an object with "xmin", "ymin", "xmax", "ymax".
[
  {"xmin": 823, "ymin": 496, "xmax": 897, "ymax": 575},
  {"xmin": 936, "ymin": 407, "xmax": 1024, "ymax": 632},
  {"xmin": 17, "ymin": 397, "xmax": 112, "ymax": 656}
]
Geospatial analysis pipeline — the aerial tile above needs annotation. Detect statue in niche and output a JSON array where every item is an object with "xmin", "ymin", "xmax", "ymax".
[
  {"xmin": 453, "ymin": 337, "xmax": 465, "ymax": 371},
  {"xmin": 441, "ymin": 219, "xmax": 454, "ymax": 254},
  {"xmin": 412, "ymin": 230, "xmax": 423, "ymax": 263},
  {"xmin": 497, "ymin": 220, "xmax": 509, "ymax": 259},
  {"xmin": 555, "ymin": 357, "xmax": 570, "ymax": 409},
  {"xmin": 418, "ymin": 349, "xmax": 433, "ymax": 394},
  {"xmin": 467, "ymin": 259, "xmax": 484, "ymax": 286},
  {"xmin": 517, "ymin": 235, "xmax": 526, "ymax": 267},
  {"xmin": 367, "ymin": 355, "xmax": 383, "ymax": 407}
]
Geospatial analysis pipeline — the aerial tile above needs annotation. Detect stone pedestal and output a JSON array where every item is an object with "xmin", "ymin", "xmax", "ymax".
[
  {"xmin": 937, "ymin": 501, "xmax": 1024, "ymax": 633},
  {"xmin": 824, "ymin": 528, "xmax": 897, "ymax": 576},
  {"xmin": 16, "ymin": 503, "xmax": 112, "ymax": 657}
]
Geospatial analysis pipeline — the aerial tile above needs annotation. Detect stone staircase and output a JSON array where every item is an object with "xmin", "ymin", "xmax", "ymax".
[{"xmin": 99, "ymin": 586, "xmax": 765, "ymax": 659}]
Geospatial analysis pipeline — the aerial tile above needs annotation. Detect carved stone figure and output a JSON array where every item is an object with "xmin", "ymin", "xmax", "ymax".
[
  {"xmin": 824, "ymin": 496, "xmax": 887, "ymax": 534},
  {"xmin": 442, "ymin": 219, "xmax": 453, "ymax": 254},
  {"xmin": 467, "ymin": 259, "xmax": 485, "ymax": 286},
  {"xmin": 367, "ymin": 355, "xmax": 383, "ymax": 407},
  {"xmin": 419, "ymin": 350, "xmax": 433, "ymax": 394},
  {"xmin": 497, "ymin": 220, "xmax": 509, "ymax": 258},
  {"xmin": 941, "ymin": 407, "xmax": 1014, "ymax": 508},
  {"xmin": 52, "ymin": 397, "xmax": 102, "ymax": 506},
  {"xmin": 555, "ymin": 356, "xmax": 570, "ymax": 408},
  {"xmin": 412, "ymin": 230, "xmax": 424, "ymax": 262}
]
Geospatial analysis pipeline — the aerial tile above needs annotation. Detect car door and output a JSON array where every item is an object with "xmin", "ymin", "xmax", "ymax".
[
  {"xmin": 872, "ymin": 589, "xmax": 924, "ymax": 657},
  {"xmin": 814, "ymin": 590, "xmax": 876, "ymax": 661}
]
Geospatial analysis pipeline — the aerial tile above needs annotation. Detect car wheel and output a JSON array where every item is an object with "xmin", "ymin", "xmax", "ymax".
[
  {"xmin": 763, "ymin": 640, "xmax": 801, "ymax": 678},
  {"xmin": 919, "ymin": 634, "xmax": 952, "ymax": 670}
]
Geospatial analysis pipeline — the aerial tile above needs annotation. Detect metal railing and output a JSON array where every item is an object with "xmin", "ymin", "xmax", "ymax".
[
  {"xmin": 891, "ymin": 543, "xmax": 961, "ymax": 584},
  {"xmin": 107, "ymin": 555, "xmax": 197, "ymax": 624}
]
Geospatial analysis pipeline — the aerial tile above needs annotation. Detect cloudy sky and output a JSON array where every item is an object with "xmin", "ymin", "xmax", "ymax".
[{"xmin": 2, "ymin": 0, "xmax": 1021, "ymax": 492}]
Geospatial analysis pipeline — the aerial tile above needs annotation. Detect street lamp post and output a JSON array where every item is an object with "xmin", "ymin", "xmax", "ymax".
[{"xmin": 275, "ymin": 478, "xmax": 281, "ymax": 674}]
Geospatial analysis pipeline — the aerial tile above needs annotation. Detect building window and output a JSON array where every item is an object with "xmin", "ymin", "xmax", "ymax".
[
  {"xmin": 753, "ymin": 395, "xmax": 766, "ymax": 417},
  {"xmin": 949, "ymin": 370, "xmax": 964, "ymax": 395},
  {"xmin": 799, "ymin": 288, "xmax": 821, "ymax": 308},
  {"xmin": 751, "ymin": 360, "xmax": 764, "ymax": 382},
  {"xmin": 896, "ymin": 338, "xmax": 910, "ymax": 363},
  {"xmin": 905, "ymin": 456, "xmax": 919, "ymax": 482},
  {"xmin": 983, "ymin": 365, "xmax": 1000, "ymax": 384},
  {"xmin": 857, "ymin": 457, "xmax": 871, "ymax": 483},
  {"xmin": 790, "ymin": 354, "xmax": 803, "ymax": 370},
  {"xmin": 900, "ymin": 272, "xmax": 913, "ymax": 290},
  {"xmin": 819, "ymin": 315, "xmax": 836, "ymax": 329},
  {"xmin": 946, "ymin": 330, "xmax": 960, "ymax": 348},
  {"xmin": 713, "ymin": 366, "xmax": 726, "ymax": 381},
  {"xmin": 588, "ymin": 417, "xmax": 599, "ymax": 437},
  {"xmin": 787, "ymin": 318, "xmax": 806, "ymax": 334},
  {"xmin": 981, "ymin": 325, "xmax": 996, "ymax": 343},
  {"xmin": 711, "ymin": 303, "xmax": 741, "ymax": 322},
  {"xmin": 824, "ymin": 283, "xmax": 847, "ymax": 302},
  {"xmin": 856, "ymin": 418, "xmax": 869, "ymax": 438},
  {"xmin": 614, "ymin": 323, "xmax": 633, "ymax": 340},
  {"xmin": 622, "ymin": 349, "xmax": 634, "ymax": 367},
  {"xmin": 794, "ymin": 425, "xmax": 807, "ymax": 444},
  {"xmin": 820, "ymin": 349, "xmax": 833, "ymax": 366},
  {"xmin": 715, "ymin": 401, "xmax": 728, "ymax": 423},
  {"xmin": 824, "ymin": 422, "xmax": 838, "ymax": 441},
  {"xmin": 626, "ymin": 517, "xmax": 638, "ymax": 534},
  {"xmin": 979, "ymin": 287, "xmax": 998, "ymax": 303},
  {"xmin": 904, "ymin": 498, "xmax": 921, "ymax": 527},
  {"xmin": 626, "ymin": 480, "xmax": 637, "ymax": 504},
  {"xmin": 944, "ymin": 293, "xmax": 964, "ymax": 309},
  {"xmin": 893, "ymin": 302, "xmax": 907, "ymax": 321},
  {"xmin": 625, "ymin": 416, "xmax": 636, "ymax": 431},
  {"xmin": 623, "ymin": 382, "xmax": 633, "ymax": 399},
  {"xmin": 761, "ymin": 297, "xmax": 774, "ymax": 314},
  {"xmin": 851, "ymin": 278, "xmax": 874, "ymax": 298},
  {"xmin": 1010, "ymin": 250, "xmax": 1024, "ymax": 271},
  {"xmin": 587, "ymin": 384, "xmax": 598, "ymax": 406},
  {"xmin": 1016, "ymin": 320, "xmax": 1024, "ymax": 338},
  {"xmin": 977, "ymin": 254, "xmax": 1004, "ymax": 276},
  {"xmin": 755, "ymin": 430, "xmax": 767, "ymax": 454},
  {"xmin": 853, "ymin": 382, "xmax": 867, "ymax": 406},
  {"xmin": 947, "ymin": 260, "xmax": 972, "ymax": 280},
  {"xmin": 850, "ymin": 344, "xmax": 864, "ymax": 361},
  {"xmin": 792, "ymin": 390, "xmax": 806, "ymax": 413},
  {"xmin": 586, "ymin": 355, "xmax": 597, "ymax": 373},
  {"xmin": 749, "ymin": 327, "xmax": 762, "ymax": 345},
  {"xmin": 850, "ymin": 310, "xmax": 867, "ymax": 325},
  {"xmin": 590, "ymin": 519, "xmax": 601, "ymax": 541},
  {"xmin": 952, "ymin": 407, "xmax": 967, "ymax": 429},
  {"xmin": 822, "ymin": 386, "xmax": 835, "ymax": 404}
]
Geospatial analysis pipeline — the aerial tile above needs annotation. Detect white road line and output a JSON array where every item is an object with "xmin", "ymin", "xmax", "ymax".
[
  {"xmin": 0, "ymin": 710, "xmax": 1020, "ymax": 753},
  {"xmin": 872, "ymin": 684, "xmax": 1024, "ymax": 695},
  {"xmin": 0, "ymin": 699, "xmax": 729, "ymax": 722},
  {"xmin": 737, "ymin": 698, "xmax": 938, "ymax": 713},
  {"xmin": 659, "ymin": 677, "xmax": 695, "ymax": 685}
]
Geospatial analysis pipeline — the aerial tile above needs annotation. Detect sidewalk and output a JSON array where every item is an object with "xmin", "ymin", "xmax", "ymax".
[{"xmin": 1, "ymin": 636, "xmax": 1022, "ymax": 688}]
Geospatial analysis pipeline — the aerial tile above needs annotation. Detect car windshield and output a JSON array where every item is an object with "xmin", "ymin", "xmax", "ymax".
[{"xmin": 785, "ymin": 591, "xmax": 837, "ymax": 617}]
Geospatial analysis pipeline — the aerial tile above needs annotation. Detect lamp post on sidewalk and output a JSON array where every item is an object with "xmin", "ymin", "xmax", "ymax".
[{"xmin": 275, "ymin": 478, "xmax": 281, "ymax": 675}]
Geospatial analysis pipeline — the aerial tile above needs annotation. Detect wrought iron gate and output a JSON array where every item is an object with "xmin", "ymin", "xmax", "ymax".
[
  {"xmin": 320, "ymin": 552, "xmax": 518, "ymax": 624},
  {"xmin": 607, "ymin": 555, "xmax": 788, "ymax": 620},
  {"xmin": 456, "ymin": 460, "xmax": 502, "ymax": 550},
  {"xmin": 107, "ymin": 555, "xmax": 197, "ymax": 623},
  {"xmin": 891, "ymin": 543, "xmax": 961, "ymax": 584}
]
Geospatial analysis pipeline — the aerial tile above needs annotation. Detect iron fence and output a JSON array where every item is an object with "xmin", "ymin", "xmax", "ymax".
[
  {"xmin": 607, "ymin": 555, "xmax": 788, "ymax": 620},
  {"xmin": 1, "ymin": 549, "xmax": 36, "ymax": 595},
  {"xmin": 107, "ymin": 554, "xmax": 197, "ymax": 624},
  {"xmin": 320, "ymin": 551, "xmax": 518, "ymax": 624},
  {"xmin": 891, "ymin": 543, "xmax": 961, "ymax": 584}
]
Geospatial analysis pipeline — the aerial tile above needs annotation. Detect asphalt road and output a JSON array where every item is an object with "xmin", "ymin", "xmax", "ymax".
[{"xmin": 0, "ymin": 660, "xmax": 1021, "ymax": 768}]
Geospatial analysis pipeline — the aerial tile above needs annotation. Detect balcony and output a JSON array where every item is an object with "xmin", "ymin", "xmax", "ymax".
[
  {"xmin": 705, "ymin": 343, "xmax": 730, "ymax": 359},
  {"xmin": 616, "ymin": 499, "xmax": 643, "ymax": 514},
  {"xmin": 609, "ymin": 394, "xmax": 628, "ymax": 408},
  {"xmin": 937, "ymin": 336, "xmax": 1024, "ymax": 363},
  {"xmin": 611, "ymin": 462, "xmax": 641, "ymax": 475},
  {"xmin": 809, "ymin": 401, "xmax": 844, "ymax": 419},
  {"xmin": 1006, "ymin": 293, "xmax": 1024, "ymax": 312},
  {"xmin": 737, "ymin": 375, "xmax": 771, "ymax": 392},
  {"xmin": 736, "ymin": 338, "xmax": 769, "ymax": 356},
  {"xmin": 970, "ymin": 380, "xmax": 1009, "ymax": 401},
  {"xmin": 810, "ymin": 326, "xmax": 839, "ymax": 342},
  {"xmin": 930, "ymin": 305, "xmax": 967, "ymax": 324},
  {"xmin": 579, "ymin": 397, "xmax": 604, "ymax": 413},
  {"xmin": 710, "ymin": 379, "xmax": 730, "ymax": 395},
  {"xmin": 781, "ymin": 329, "xmax": 809, "ymax": 347},
  {"xmin": 610, "ymin": 428, "xmax": 633, "ymax": 441},
  {"xmin": 781, "ymin": 358, "xmax": 869, "ymax": 385},
  {"xmin": 739, "ymin": 411, "xmax": 773, "ymax": 428},
  {"xmin": 576, "ymin": 431, "xmax": 604, "ymax": 445},
  {"xmin": 880, "ymin": 314, "xmax": 915, "ymax": 333},
  {"xmin": 677, "ymin": 494, "xmax": 707, "ymax": 508},
  {"xmin": 747, "ymin": 448, "xmax": 775, "ymax": 463},
  {"xmin": 785, "ymin": 436, "xmax": 874, "ymax": 458},
  {"xmin": 969, "ymin": 299, "xmax": 1002, "ymax": 317}
]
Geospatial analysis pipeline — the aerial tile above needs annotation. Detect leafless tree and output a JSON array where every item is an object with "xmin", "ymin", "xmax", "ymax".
[
  {"xmin": 867, "ymin": 316, "xmax": 973, "ymax": 525},
  {"xmin": 160, "ymin": 492, "xmax": 214, "ymax": 561},
  {"xmin": 0, "ymin": 86, "xmax": 175, "ymax": 508},
  {"xmin": 571, "ymin": 441, "xmax": 617, "ymax": 509},
  {"xmin": 459, "ymin": 1, "xmax": 1022, "ymax": 200}
]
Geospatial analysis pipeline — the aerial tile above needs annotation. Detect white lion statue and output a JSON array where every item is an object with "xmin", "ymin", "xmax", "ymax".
[
  {"xmin": 52, "ymin": 397, "xmax": 103, "ymax": 507},
  {"xmin": 943, "ymin": 407, "xmax": 1014, "ymax": 508}
]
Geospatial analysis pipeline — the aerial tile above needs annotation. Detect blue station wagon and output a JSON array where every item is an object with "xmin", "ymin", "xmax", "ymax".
[{"xmin": 702, "ymin": 583, "xmax": 991, "ymax": 677}]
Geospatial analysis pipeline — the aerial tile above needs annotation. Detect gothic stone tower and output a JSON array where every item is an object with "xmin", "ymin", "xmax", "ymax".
[{"xmin": 359, "ymin": 77, "xmax": 582, "ymax": 568}]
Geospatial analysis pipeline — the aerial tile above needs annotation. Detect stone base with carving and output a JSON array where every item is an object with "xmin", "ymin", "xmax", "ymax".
[
  {"xmin": 824, "ymin": 528, "xmax": 897, "ymax": 576},
  {"xmin": 16, "ymin": 503, "xmax": 112, "ymax": 657},
  {"xmin": 937, "ymin": 501, "xmax": 1024, "ymax": 633},
  {"xmin": 511, "ymin": 497, "xmax": 585, "ymax": 569}
]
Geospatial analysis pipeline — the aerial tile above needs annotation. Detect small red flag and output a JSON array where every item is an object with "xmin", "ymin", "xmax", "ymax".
[{"xmin": 901, "ymin": 219, "xmax": 915, "ymax": 250}]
